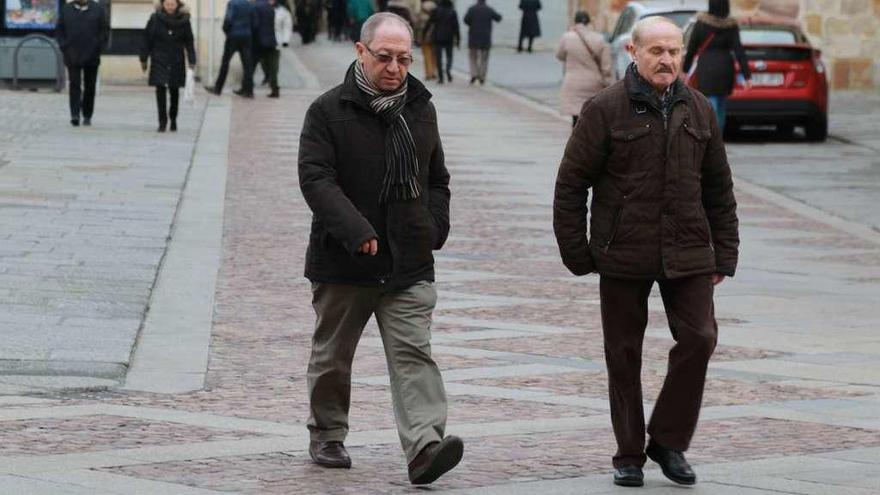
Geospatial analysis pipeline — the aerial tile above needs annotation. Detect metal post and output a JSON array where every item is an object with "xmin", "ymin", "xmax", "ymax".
[
  {"xmin": 208, "ymin": 0, "xmax": 217, "ymax": 84},
  {"xmin": 12, "ymin": 34, "xmax": 66, "ymax": 92}
]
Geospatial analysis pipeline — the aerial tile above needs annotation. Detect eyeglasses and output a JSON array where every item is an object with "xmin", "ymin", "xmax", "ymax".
[{"xmin": 364, "ymin": 45, "xmax": 414, "ymax": 67}]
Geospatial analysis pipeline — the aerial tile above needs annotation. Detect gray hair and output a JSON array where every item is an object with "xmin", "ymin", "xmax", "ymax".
[
  {"xmin": 631, "ymin": 16, "xmax": 682, "ymax": 45},
  {"xmin": 360, "ymin": 12, "xmax": 414, "ymax": 47}
]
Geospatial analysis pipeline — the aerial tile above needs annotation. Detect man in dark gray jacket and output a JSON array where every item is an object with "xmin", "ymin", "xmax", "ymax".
[
  {"xmin": 297, "ymin": 12, "xmax": 461, "ymax": 486},
  {"xmin": 56, "ymin": 0, "xmax": 110, "ymax": 126},
  {"xmin": 463, "ymin": 0, "xmax": 501, "ymax": 85}
]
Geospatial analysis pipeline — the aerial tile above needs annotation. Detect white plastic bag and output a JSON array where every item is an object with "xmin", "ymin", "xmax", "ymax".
[{"xmin": 183, "ymin": 68, "xmax": 195, "ymax": 104}]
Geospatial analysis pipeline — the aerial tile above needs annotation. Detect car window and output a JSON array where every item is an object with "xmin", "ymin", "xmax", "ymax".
[
  {"xmin": 643, "ymin": 11, "xmax": 697, "ymax": 28},
  {"xmin": 741, "ymin": 29, "xmax": 798, "ymax": 45}
]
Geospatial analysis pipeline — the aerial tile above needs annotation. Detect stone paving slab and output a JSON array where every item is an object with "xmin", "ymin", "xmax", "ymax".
[{"xmin": 0, "ymin": 38, "xmax": 877, "ymax": 495}]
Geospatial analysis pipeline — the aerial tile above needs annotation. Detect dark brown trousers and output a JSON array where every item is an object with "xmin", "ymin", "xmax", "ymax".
[{"xmin": 599, "ymin": 275, "xmax": 717, "ymax": 468}]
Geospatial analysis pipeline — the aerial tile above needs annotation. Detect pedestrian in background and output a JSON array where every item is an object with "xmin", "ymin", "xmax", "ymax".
[
  {"xmin": 206, "ymin": 0, "xmax": 257, "ymax": 97},
  {"xmin": 140, "ymin": 0, "xmax": 196, "ymax": 132},
  {"xmin": 387, "ymin": 0, "xmax": 414, "ymax": 27},
  {"xmin": 326, "ymin": 0, "xmax": 347, "ymax": 41},
  {"xmin": 56, "ymin": 0, "xmax": 110, "ymax": 127},
  {"xmin": 423, "ymin": 0, "xmax": 459, "ymax": 84},
  {"xmin": 516, "ymin": 0, "xmax": 540, "ymax": 53},
  {"xmin": 294, "ymin": 0, "xmax": 322, "ymax": 44},
  {"xmin": 683, "ymin": 0, "xmax": 751, "ymax": 132},
  {"xmin": 253, "ymin": 0, "xmax": 280, "ymax": 97},
  {"xmin": 554, "ymin": 17, "xmax": 738, "ymax": 489},
  {"xmin": 298, "ymin": 11, "xmax": 461, "ymax": 486},
  {"xmin": 416, "ymin": 0, "xmax": 437, "ymax": 81},
  {"xmin": 347, "ymin": 0, "xmax": 375, "ymax": 42},
  {"xmin": 463, "ymin": 0, "xmax": 501, "ymax": 85},
  {"xmin": 556, "ymin": 10, "xmax": 611, "ymax": 126}
]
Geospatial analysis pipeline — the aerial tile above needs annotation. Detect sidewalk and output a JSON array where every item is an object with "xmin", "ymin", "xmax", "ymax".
[{"xmin": 0, "ymin": 39, "xmax": 878, "ymax": 494}]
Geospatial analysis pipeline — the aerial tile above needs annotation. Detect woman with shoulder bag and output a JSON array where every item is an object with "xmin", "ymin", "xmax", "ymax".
[
  {"xmin": 556, "ymin": 11, "xmax": 612, "ymax": 127},
  {"xmin": 682, "ymin": 0, "xmax": 751, "ymax": 133},
  {"xmin": 140, "ymin": 0, "xmax": 197, "ymax": 132}
]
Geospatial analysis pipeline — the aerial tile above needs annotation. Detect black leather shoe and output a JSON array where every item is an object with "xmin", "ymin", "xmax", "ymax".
[
  {"xmin": 408, "ymin": 436, "xmax": 463, "ymax": 485},
  {"xmin": 70, "ymin": 119, "xmax": 80, "ymax": 127},
  {"xmin": 170, "ymin": 120, "xmax": 177, "ymax": 132},
  {"xmin": 233, "ymin": 88, "xmax": 254, "ymax": 98},
  {"xmin": 646, "ymin": 439, "xmax": 696, "ymax": 485},
  {"xmin": 82, "ymin": 118, "xmax": 91, "ymax": 126},
  {"xmin": 613, "ymin": 465, "xmax": 644, "ymax": 487},
  {"xmin": 205, "ymin": 85, "xmax": 221, "ymax": 95},
  {"xmin": 309, "ymin": 441, "xmax": 351, "ymax": 469}
]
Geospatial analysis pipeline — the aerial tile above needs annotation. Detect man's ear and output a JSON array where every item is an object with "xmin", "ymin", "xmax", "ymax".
[
  {"xmin": 355, "ymin": 42, "xmax": 366, "ymax": 63},
  {"xmin": 625, "ymin": 41, "xmax": 637, "ymax": 62}
]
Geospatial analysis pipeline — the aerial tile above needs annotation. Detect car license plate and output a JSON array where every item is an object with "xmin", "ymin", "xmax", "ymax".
[{"xmin": 752, "ymin": 73, "xmax": 784, "ymax": 86}]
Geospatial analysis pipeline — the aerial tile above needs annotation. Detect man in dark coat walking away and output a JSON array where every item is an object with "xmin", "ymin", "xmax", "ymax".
[
  {"xmin": 517, "ymin": 0, "xmax": 540, "ymax": 53},
  {"xmin": 206, "ymin": 0, "xmax": 257, "ymax": 97},
  {"xmin": 463, "ymin": 0, "xmax": 501, "ymax": 85},
  {"xmin": 553, "ymin": 17, "xmax": 738, "ymax": 488},
  {"xmin": 140, "ymin": 0, "xmax": 196, "ymax": 132},
  {"xmin": 682, "ymin": 0, "xmax": 751, "ymax": 133},
  {"xmin": 423, "ymin": 0, "xmax": 459, "ymax": 84},
  {"xmin": 252, "ymin": 0, "xmax": 279, "ymax": 97},
  {"xmin": 298, "ymin": 12, "xmax": 462, "ymax": 486},
  {"xmin": 56, "ymin": 0, "xmax": 110, "ymax": 127}
]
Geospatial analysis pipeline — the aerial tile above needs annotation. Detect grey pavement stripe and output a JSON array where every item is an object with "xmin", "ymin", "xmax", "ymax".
[
  {"xmin": 123, "ymin": 97, "xmax": 231, "ymax": 394},
  {"xmin": 433, "ymin": 315, "xmax": 589, "ymax": 333},
  {"xmin": 711, "ymin": 359, "xmax": 880, "ymax": 386},
  {"xmin": 0, "ymin": 396, "xmax": 56, "ymax": 406},
  {"xmin": 33, "ymin": 470, "xmax": 235, "ymax": 495},
  {"xmin": 0, "ymin": 475, "xmax": 101, "ymax": 495},
  {"xmin": 355, "ymin": 363, "xmax": 578, "ymax": 386},
  {"xmin": 430, "ymin": 343, "xmax": 606, "ymax": 371}
]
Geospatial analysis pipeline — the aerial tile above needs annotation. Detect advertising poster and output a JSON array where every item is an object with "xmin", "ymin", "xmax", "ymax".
[{"xmin": 4, "ymin": 0, "xmax": 60, "ymax": 30}]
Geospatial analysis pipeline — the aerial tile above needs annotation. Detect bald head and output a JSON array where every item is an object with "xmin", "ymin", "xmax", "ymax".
[
  {"xmin": 631, "ymin": 16, "xmax": 683, "ymax": 46},
  {"xmin": 626, "ymin": 16, "xmax": 684, "ymax": 92}
]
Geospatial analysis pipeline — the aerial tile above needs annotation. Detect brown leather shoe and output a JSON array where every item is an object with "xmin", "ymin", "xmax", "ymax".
[
  {"xmin": 309, "ymin": 440, "xmax": 351, "ymax": 469},
  {"xmin": 407, "ymin": 436, "xmax": 463, "ymax": 485}
]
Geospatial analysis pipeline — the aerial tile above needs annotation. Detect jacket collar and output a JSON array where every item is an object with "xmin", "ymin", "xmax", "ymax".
[
  {"xmin": 340, "ymin": 61, "xmax": 431, "ymax": 110},
  {"xmin": 623, "ymin": 63, "xmax": 689, "ymax": 112}
]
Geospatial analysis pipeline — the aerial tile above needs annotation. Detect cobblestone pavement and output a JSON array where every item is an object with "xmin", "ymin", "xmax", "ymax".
[{"xmin": 0, "ymin": 39, "xmax": 879, "ymax": 494}]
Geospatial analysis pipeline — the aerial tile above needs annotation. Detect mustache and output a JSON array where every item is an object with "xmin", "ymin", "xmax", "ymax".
[{"xmin": 655, "ymin": 65, "xmax": 675, "ymax": 74}]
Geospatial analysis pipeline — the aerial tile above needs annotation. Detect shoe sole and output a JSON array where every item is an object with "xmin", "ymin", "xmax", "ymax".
[
  {"xmin": 309, "ymin": 451, "xmax": 351, "ymax": 469},
  {"xmin": 613, "ymin": 478, "xmax": 644, "ymax": 487},
  {"xmin": 646, "ymin": 450, "xmax": 696, "ymax": 486},
  {"xmin": 411, "ymin": 437, "xmax": 464, "ymax": 485}
]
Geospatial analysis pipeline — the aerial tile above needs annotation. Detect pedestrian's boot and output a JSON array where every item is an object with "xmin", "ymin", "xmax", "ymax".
[
  {"xmin": 309, "ymin": 441, "xmax": 351, "ymax": 469},
  {"xmin": 82, "ymin": 117, "xmax": 91, "ymax": 126},
  {"xmin": 613, "ymin": 465, "xmax": 644, "ymax": 487},
  {"xmin": 204, "ymin": 85, "xmax": 221, "ymax": 95},
  {"xmin": 446, "ymin": 70, "xmax": 453, "ymax": 82},
  {"xmin": 268, "ymin": 89, "xmax": 280, "ymax": 98},
  {"xmin": 169, "ymin": 120, "xmax": 177, "ymax": 132},
  {"xmin": 233, "ymin": 88, "xmax": 254, "ymax": 98},
  {"xmin": 646, "ymin": 439, "xmax": 696, "ymax": 485},
  {"xmin": 408, "ymin": 436, "xmax": 464, "ymax": 485}
]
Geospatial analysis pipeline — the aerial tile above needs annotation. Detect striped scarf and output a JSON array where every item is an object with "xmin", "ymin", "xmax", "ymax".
[{"xmin": 354, "ymin": 61, "xmax": 421, "ymax": 203}]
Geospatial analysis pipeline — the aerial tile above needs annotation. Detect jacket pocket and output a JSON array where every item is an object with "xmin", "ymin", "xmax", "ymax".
[
  {"xmin": 683, "ymin": 123, "xmax": 712, "ymax": 172},
  {"xmin": 609, "ymin": 125, "xmax": 652, "ymax": 174}
]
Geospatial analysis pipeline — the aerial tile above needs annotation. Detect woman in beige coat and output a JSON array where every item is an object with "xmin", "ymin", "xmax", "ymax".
[{"xmin": 556, "ymin": 11, "xmax": 612, "ymax": 127}]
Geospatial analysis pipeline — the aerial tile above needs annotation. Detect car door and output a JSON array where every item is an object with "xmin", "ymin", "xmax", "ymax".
[{"xmin": 609, "ymin": 7, "xmax": 638, "ymax": 81}]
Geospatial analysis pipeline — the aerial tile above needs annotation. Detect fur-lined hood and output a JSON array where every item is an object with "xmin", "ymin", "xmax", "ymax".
[
  {"xmin": 154, "ymin": 3, "xmax": 192, "ymax": 22},
  {"xmin": 696, "ymin": 12, "xmax": 738, "ymax": 29}
]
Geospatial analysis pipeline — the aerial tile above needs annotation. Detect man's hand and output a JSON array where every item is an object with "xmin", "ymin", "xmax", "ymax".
[
  {"xmin": 358, "ymin": 238, "xmax": 378, "ymax": 256},
  {"xmin": 712, "ymin": 273, "xmax": 726, "ymax": 285}
]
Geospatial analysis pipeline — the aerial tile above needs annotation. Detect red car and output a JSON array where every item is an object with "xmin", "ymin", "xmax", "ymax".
[{"xmin": 686, "ymin": 18, "xmax": 829, "ymax": 141}]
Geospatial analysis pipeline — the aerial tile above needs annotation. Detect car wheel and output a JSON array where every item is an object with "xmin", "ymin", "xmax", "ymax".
[{"xmin": 805, "ymin": 114, "xmax": 827, "ymax": 142}]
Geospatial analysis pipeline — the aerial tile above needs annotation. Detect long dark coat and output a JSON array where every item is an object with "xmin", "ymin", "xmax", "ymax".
[
  {"xmin": 553, "ymin": 66, "xmax": 739, "ymax": 279},
  {"xmin": 683, "ymin": 13, "xmax": 751, "ymax": 96},
  {"xmin": 518, "ymin": 0, "xmax": 541, "ymax": 38},
  {"xmin": 463, "ymin": 3, "xmax": 502, "ymax": 49},
  {"xmin": 425, "ymin": 4, "xmax": 460, "ymax": 45},
  {"xmin": 140, "ymin": 9, "xmax": 196, "ymax": 87},
  {"xmin": 56, "ymin": 0, "xmax": 110, "ymax": 67},
  {"xmin": 298, "ymin": 64, "xmax": 451, "ymax": 289}
]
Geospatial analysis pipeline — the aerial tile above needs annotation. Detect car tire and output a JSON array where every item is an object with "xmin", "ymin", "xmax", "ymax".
[{"xmin": 805, "ymin": 114, "xmax": 827, "ymax": 142}]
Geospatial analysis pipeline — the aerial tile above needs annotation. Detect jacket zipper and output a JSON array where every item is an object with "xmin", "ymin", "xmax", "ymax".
[{"xmin": 603, "ymin": 198, "xmax": 627, "ymax": 253}]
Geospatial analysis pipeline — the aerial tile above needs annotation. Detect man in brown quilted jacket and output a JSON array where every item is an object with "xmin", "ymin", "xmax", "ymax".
[{"xmin": 553, "ymin": 17, "xmax": 739, "ymax": 488}]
